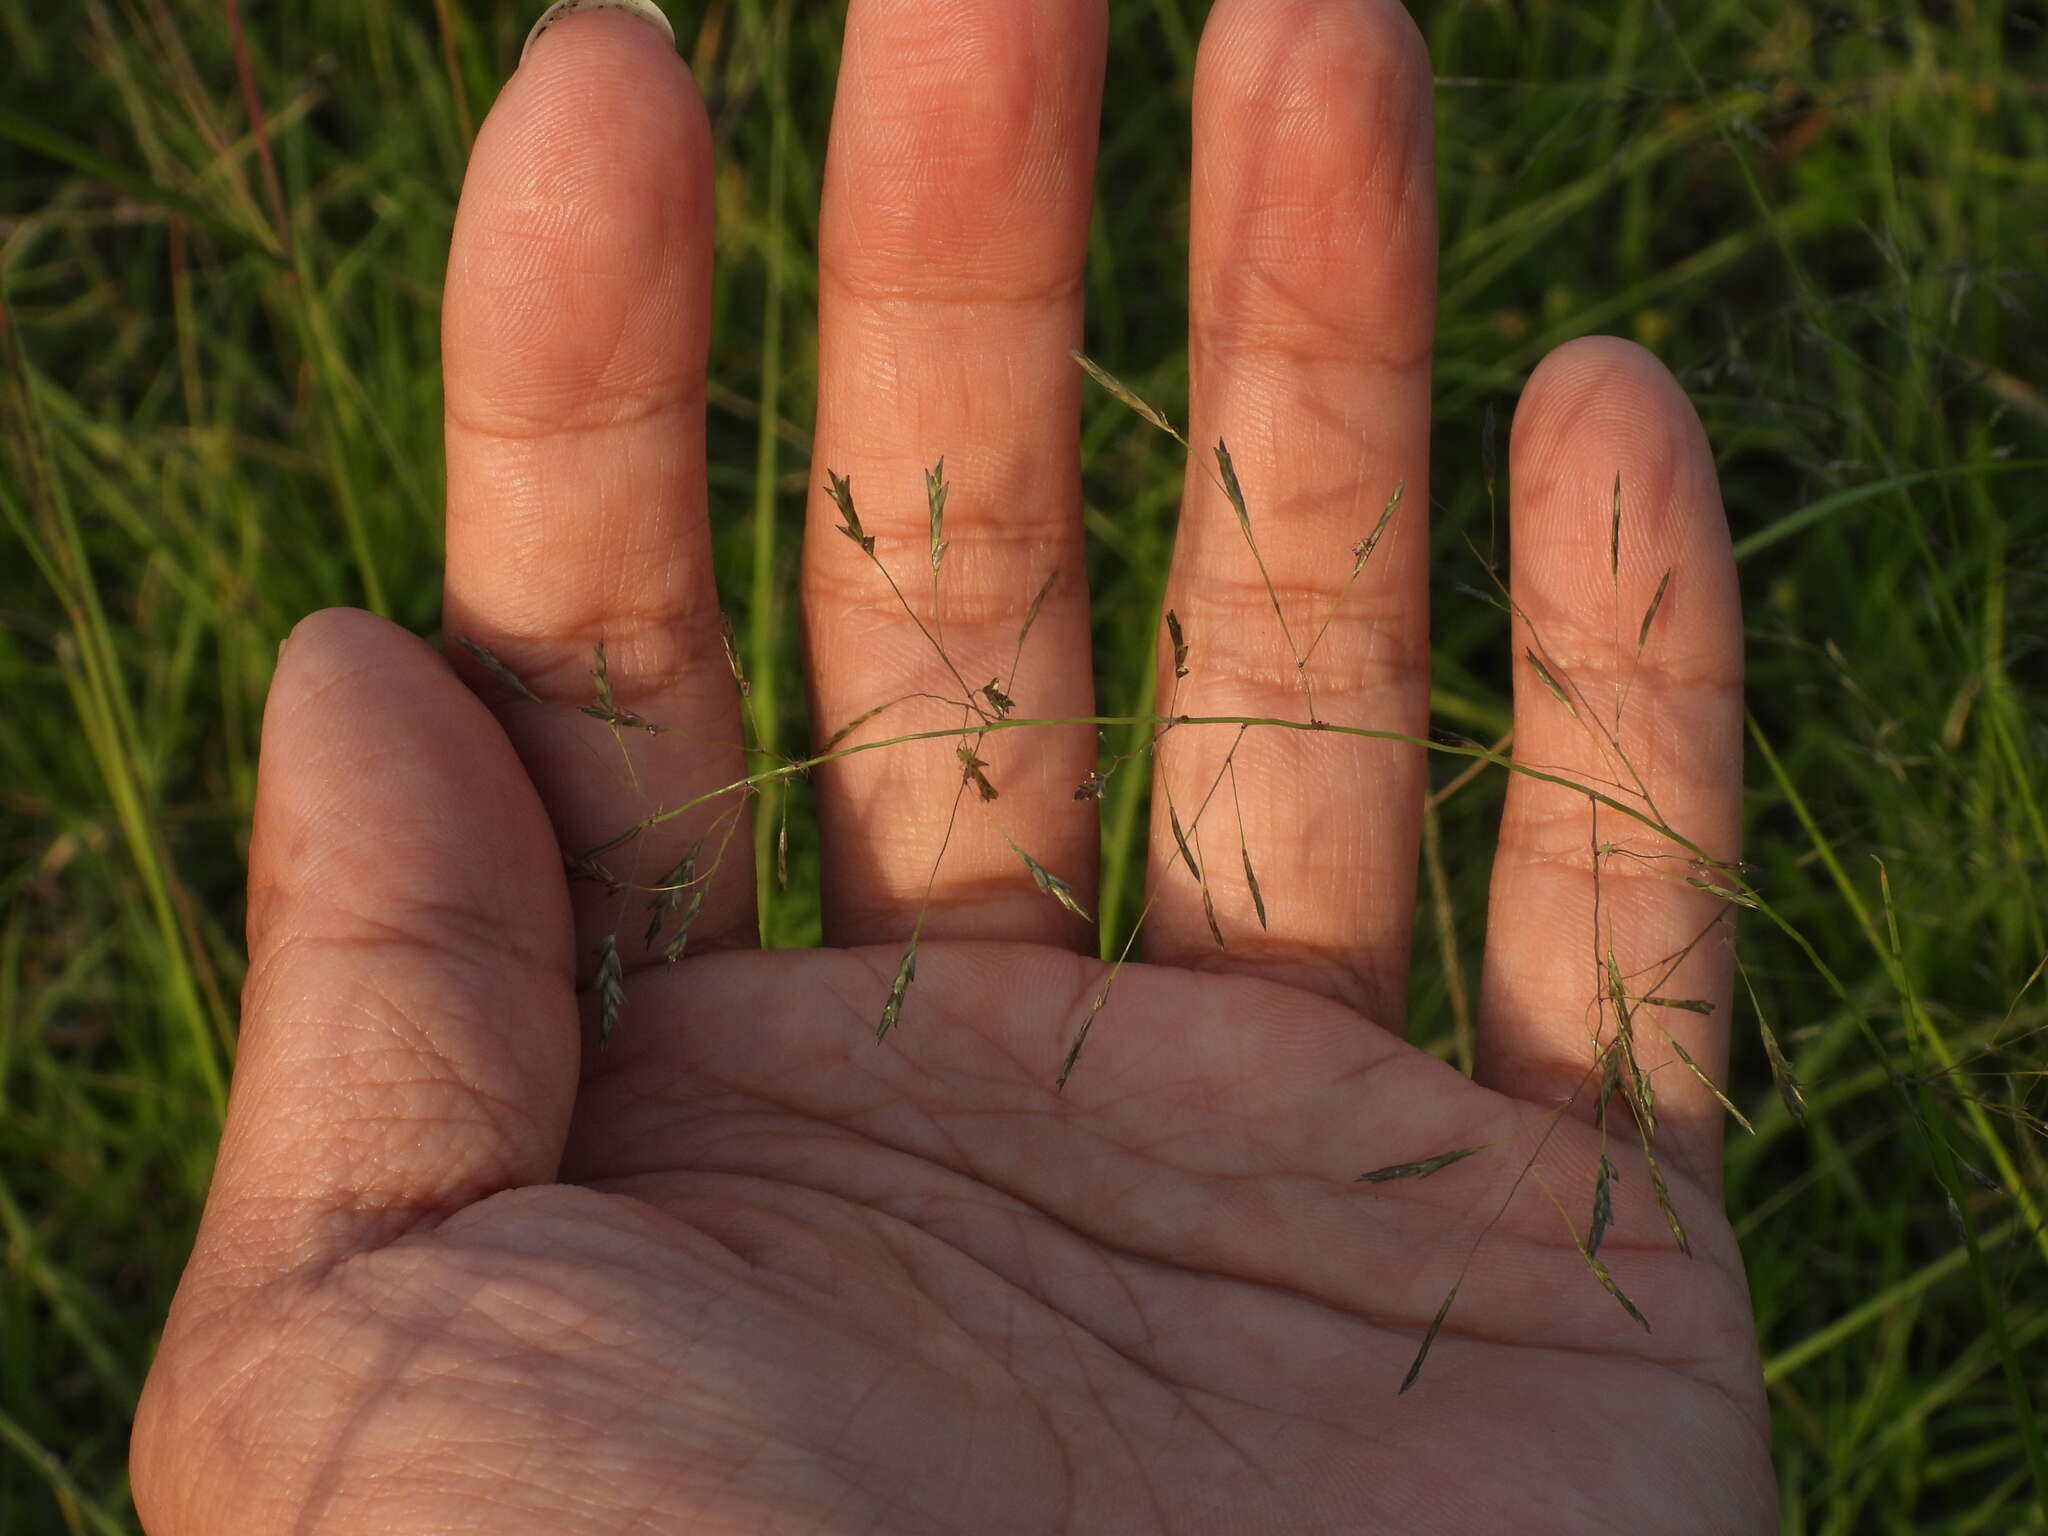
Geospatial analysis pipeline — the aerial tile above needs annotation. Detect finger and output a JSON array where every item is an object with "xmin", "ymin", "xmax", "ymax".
[
  {"xmin": 803, "ymin": 0, "xmax": 1107, "ymax": 948},
  {"xmin": 443, "ymin": 4, "xmax": 754, "ymax": 969},
  {"xmin": 1477, "ymin": 337, "xmax": 1743, "ymax": 1178},
  {"xmin": 1144, "ymin": 0, "xmax": 1436, "ymax": 1023},
  {"xmin": 186, "ymin": 610, "xmax": 580, "ymax": 1291}
]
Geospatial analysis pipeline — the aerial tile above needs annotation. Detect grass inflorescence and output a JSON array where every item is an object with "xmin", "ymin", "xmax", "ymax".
[
  {"xmin": 1, "ymin": 1, "xmax": 2042, "ymax": 1528},
  {"xmin": 543, "ymin": 351, "xmax": 1779, "ymax": 1396}
]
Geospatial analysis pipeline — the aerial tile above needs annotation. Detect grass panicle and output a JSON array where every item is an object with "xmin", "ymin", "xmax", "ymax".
[{"xmin": 6, "ymin": 3, "xmax": 2041, "ymax": 1519}]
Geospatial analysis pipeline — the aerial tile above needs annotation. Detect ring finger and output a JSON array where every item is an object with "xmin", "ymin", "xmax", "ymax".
[{"xmin": 1145, "ymin": 0, "xmax": 1438, "ymax": 1025}]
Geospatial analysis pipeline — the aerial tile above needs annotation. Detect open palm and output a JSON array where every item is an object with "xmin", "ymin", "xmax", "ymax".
[{"xmin": 134, "ymin": 2, "xmax": 1773, "ymax": 1531}]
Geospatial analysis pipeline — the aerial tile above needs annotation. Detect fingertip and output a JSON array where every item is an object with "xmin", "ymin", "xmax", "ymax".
[
  {"xmin": 253, "ymin": 609, "xmax": 569, "ymax": 971},
  {"xmin": 448, "ymin": 3, "xmax": 711, "ymax": 437},
  {"xmin": 276, "ymin": 604, "xmax": 405, "ymax": 672},
  {"xmin": 1191, "ymin": 0, "xmax": 1436, "ymax": 367},
  {"xmin": 497, "ymin": 2, "xmax": 701, "ymax": 159},
  {"xmin": 521, "ymin": 0, "xmax": 676, "ymax": 68},
  {"xmin": 266, "ymin": 609, "xmax": 466, "ymax": 757},
  {"xmin": 1508, "ymin": 337, "xmax": 1733, "ymax": 629},
  {"xmin": 1513, "ymin": 338, "xmax": 1717, "ymax": 516},
  {"xmin": 1198, "ymin": 0, "xmax": 1432, "ymax": 119}
]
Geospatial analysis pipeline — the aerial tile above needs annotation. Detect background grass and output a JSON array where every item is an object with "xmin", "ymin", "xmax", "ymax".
[{"xmin": 2, "ymin": 0, "xmax": 2043, "ymax": 1530}]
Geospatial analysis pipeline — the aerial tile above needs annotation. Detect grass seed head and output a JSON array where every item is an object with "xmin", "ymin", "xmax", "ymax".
[
  {"xmin": 1359, "ymin": 1146, "xmax": 1481, "ymax": 1183},
  {"xmin": 1637, "ymin": 568, "xmax": 1672, "ymax": 654},
  {"xmin": 1165, "ymin": 608, "xmax": 1190, "ymax": 678},
  {"xmin": 1071, "ymin": 350, "xmax": 1187, "ymax": 445},
  {"xmin": 1241, "ymin": 845, "xmax": 1268, "ymax": 929},
  {"xmin": 455, "ymin": 635, "xmax": 544, "ymax": 704},
  {"xmin": 826, "ymin": 470, "xmax": 875, "ymax": 554},
  {"xmin": 1526, "ymin": 648, "xmax": 1579, "ymax": 721},
  {"xmin": 1589, "ymin": 1153, "xmax": 1615, "ymax": 1257},
  {"xmin": 1400, "ymin": 1282, "xmax": 1462, "ymax": 1394},
  {"xmin": 957, "ymin": 744, "xmax": 998, "ymax": 802},
  {"xmin": 1012, "ymin": 842, "xmax": 1091, "ymax": 923},
  {"xmin": 1351, "ymin": 481, "xmax": 1405, "ymax": 576},
  {"xmin": 593, "ymin": 934, "xmax": 625, "ymax": 1048},
  {"xmin": 926, "ymin": 458, "xmax": 950, "ymax": 573},
  {"xmin": 877, "ymin": 934, "xmax": 919, "ymax": 1041}
]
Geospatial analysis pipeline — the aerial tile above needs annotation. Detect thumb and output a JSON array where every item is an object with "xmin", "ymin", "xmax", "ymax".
[{"xmin": 188, "ymin": 608, "xmax": 579, "ymax": 1291}]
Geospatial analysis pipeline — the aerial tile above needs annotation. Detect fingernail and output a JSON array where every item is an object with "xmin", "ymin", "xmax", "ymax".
[{"xmin": 521, "ymin": 0, "xmax": 676, "ymax": 67}]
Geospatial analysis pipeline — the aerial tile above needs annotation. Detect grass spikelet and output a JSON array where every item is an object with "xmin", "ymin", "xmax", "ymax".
[
  {"xmin": 957, "ymin": 744, "xmax": 998, "ymax": 802},
  {"xmin": 593, "ymin": 934, "xmax": 625, "ymax": 1048},
  {"xmin": 822, "ymin": 693, "xmax": 919, "ymax": 752},
  {"xmin": 926, "ymin": 459, "xmax": 949, "ymax": 573},
  {"xmin": 1643, "ymin": 1141, "xmax": 1691, "ymax": 1256},
  {"xmin": 661, "ymin": 886, "xmax": 708, "ymax": 964},
  {"xmin": 1351, "ymin": 481, "xmax": 1404, "ymax": 576},
  {"xmin": 644, "ymin": 838, "xmax": 704, "ymax": 950},
  {"xmin": 825, "ymin": 470, "xmax": 874, "ymax": 554},
  {"xmin": 1637, "ymin": 568, "xmax": 1672, "ymax": 654},
  {"xmin": 1610, "ymin": 471, "xmax": 1623, "ymax": 579},
  {"xmin": 1014, "ymin": 569, "xmax": 1059, "ymax": 659},
  {"xmin": 1595, "ymin": 1038, "xmax": 1623, "ymax": 1133},
  {"xmin": 1165, "ymin": 608, "xmax": 1190, "ymax": 678},
  {"xmin": 1071, "ymin": 351, "xmax": 1188, "ymax": 445},
  {"xmin": 1589, "ymin": 1153, "xmax": 1615, "ymax": 1256},
  {"xmin": 1665, "ymin": 1032, "xmax": 1757, "ymax": 1135},
  {"xmin": 1168, "ymin": 804, "xmax": 1201, "ymax": 880},
  {"xmin": 1215, "ymin": 439, "xmax": 1253, "ymax": 538},
  {"xmin": 878, "ymin": 932, "xmax": 919, "ymax": 1042},
  {"xmin": 720, "ymin": 612, "xmax": 750, "ymax": 695},
  {"xmin": 1359, "ymin": 1147, "xmax": 1480, "ymax": 1183},
  {"xmin": 564, "ymin": 853, "xmax": 621, "ymax": 892},
  {"xmin": 1686, "ymin": 872, "xmax": 1761, "ymax": 909},
  {"xmin": 1010, "ymin": 841, "xmax": 1092, "ymax": 923},
  {"xmin": 1526, "ymin": 648, "xmax": 1579, "ymax": 721},
  {"xmin": 455, "ymin": 636, "xmax": 543, "ymax": 704},
  {"xmin": 1607, "ymin": 950, "xmax": 1657, "ymax": 1139},
  {"xmin": 1759, "ymin": 1017, "xmax": 1806, "ymax": 1124},
  {"xmin": 1400, "ymin": 1282, "xmax": 1461, "ymax": 1393},
  {"xmin": 1740, "ymin": 955, "xmax": 1806, "ymax": 1124},
  {"xmin": 1579, "ymin": 1238, "xmax": 1653, "ymax": 1332},
  {"xmin": 1201, "ymin": 880, "xmax": 1224, "ymax": 947},
  {"xmin": 1057, "ymin": 983, "xmax": 1112, "ymax": 1090},
  {"xmin": 979, "ymin": 679, "xmax": 1015, "ymax": 719},
  {"xmin": 1242, "ymin": 844, "xmax": 1268, "ymax": 929},
  {"xmin": 584, "ymin": 641, "xmax": 658, "ymax": 733}
]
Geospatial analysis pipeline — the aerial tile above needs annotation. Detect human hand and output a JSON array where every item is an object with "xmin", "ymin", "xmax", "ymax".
[{"xmin": 132, "ymin": 1, "xmax": 1773, "ymax": 1530}]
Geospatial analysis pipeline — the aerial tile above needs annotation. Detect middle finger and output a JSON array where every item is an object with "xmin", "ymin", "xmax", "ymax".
[
  {"xmin": 1144, "ymin": 0, "xmax": 1438, "ymax": 1023},
  {"xmin": 804, "ymin": 0, "xmax": 1108, "ymax": 949}
]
